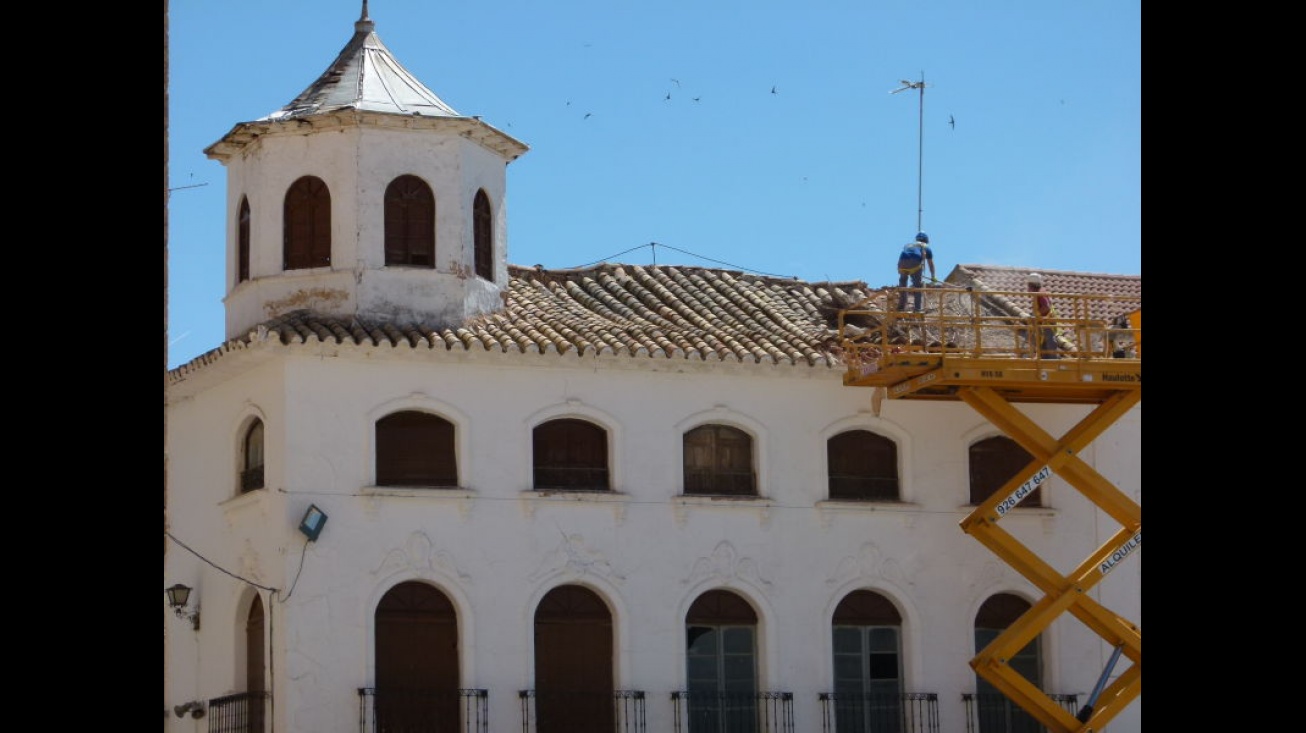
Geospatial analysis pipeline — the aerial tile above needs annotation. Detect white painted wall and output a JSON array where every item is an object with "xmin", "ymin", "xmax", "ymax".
[
  {"xmin": 165, "ymin": 345, "xmax": 1141, "ymax": 732},
  {"xmin": 221, "ymin": 123, "xmax": 510, "ymax": 340}
]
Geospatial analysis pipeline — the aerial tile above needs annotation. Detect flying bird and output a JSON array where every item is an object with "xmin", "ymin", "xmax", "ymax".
[
  {"xmin": 671, "ymin": 78, "xmax": 681, "ymax": 87},
  {"xmin": 692, "ymin": 96, "xmax": 701, "ymax": 102},
  {"xmin": 948, "ymin": 114, "xmax": 955, "ymax": 130},
  {"xmin": 665, "ymin": 92, "xmax": 672, "ymax": 101},
  {"xmin": 584, "ymin": 113, "xmax": 592, "ymax": 119},
  {"xmin": 771, "ymin": 85, "xmax": 778, "ymax": 94}
]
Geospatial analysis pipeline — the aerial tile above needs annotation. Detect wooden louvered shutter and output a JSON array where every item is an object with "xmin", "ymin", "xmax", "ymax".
[
  {"xmin": 284, "ymin": 176, "xmax": 331, "ymax": 269},
  {"xmin": 385, "ymin": 175, "xmax": 435, "ymax": 267}
]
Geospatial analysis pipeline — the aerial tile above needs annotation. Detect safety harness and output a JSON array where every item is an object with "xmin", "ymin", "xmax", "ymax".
[{"xmin": 897, "ymin": 243, "xmax": 928, "ymax": 275}]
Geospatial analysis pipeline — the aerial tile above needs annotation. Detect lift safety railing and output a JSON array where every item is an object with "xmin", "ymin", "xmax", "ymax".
[{"xmin": 837, "ymin": 286, "xmax": 1140, "ymax": 373}]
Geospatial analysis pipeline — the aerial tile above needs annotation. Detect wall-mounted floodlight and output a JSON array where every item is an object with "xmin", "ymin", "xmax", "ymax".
[{"xmin": 298, "ymin": 504, "xmax": 328, "ymax": 541}]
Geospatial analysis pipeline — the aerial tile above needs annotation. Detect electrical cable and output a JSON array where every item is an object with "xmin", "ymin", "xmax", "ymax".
[
  {"xmin": 568, "ymin": 243, "xmax": 654, "ymax": 268},
  {"xmin": 567, "ymin": 241, "xmax": 796, "ymax": 280},
  {"xmin": 165, "ymin": 530, "xmax": 280, "ymax": 593},
  {"xmin": 277, "ymin": 537, "xmax": 311, "ymax": 603}
]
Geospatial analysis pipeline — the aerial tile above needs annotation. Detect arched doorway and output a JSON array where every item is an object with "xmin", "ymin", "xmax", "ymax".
[
  {"xmin": 831, "ymin": 590, "xmax": 904, "ymax": 733},
  {"xmin": 533, "ymin": 585, "xmax": 614, "ymax": 733},
  {"xmin": 974, "ymin": 593, "xmax": 1043, "ymax": 733},
  {"xmin": 686, "ymin": 589, "xmax": 759, "ymax": 733},
  {"xmin": 245, "ymin": 595, "xmax": 266, "ymax": 733},
  {"xmin": 374, "ymin": 581, "xmax": 460, "ymax": 732}
]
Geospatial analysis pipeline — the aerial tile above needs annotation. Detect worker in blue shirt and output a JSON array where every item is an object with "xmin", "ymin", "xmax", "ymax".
[{"xmin": 896, "ymin": 232, "xmax": 936, "ymax": 311}]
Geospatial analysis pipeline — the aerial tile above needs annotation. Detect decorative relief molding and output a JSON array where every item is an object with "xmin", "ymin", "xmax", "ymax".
[
  {"xmin": 826, "ymin": 541, "xmax": 917, "ymax": 588},
  {"xmin": 528, "ymin": 532, "xmax": 625, "ymax": 584},
  {"xmin": 682, "ymin": 541, "xmax": 772, "ymax": 589},
  {"xmin": 880, "ymin": 556, "xmax": 912, "ymax": 588},
  {"xmin": 373, "ymin": 531, "xmax": 471, "ymax": 583}
]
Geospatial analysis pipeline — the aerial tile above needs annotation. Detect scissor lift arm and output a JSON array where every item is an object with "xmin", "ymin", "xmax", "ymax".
[
  {"xmin": 959, "ymin": 387, "xmax": 1140, "ymax": 733},
  {"xmin": 838, "ymin": 289, "xmax": 1141, "ymax": 733}
]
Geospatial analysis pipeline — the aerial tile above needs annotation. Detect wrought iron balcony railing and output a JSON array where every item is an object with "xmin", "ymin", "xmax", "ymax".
[
  {"xmin": 357, "ymin": 687, "xmax": 488, "ymax": 733},
  {"xmin": 961, "ymin": 692, "xmax": 1079, "ymax": 733},
  {"xmin": 817, "ymin": 692, "xmax": 940, "ymax": 733},
  {"xmin": 517, "ymin": 689, "xmax": 646, "ymax": 733},
  {"xmin": 207, "ymin": 691, "xmax": 268, "ymax": 733},
  {"xmin": 670, "ymin": 690, "xmax": 794, "ymax": 733}
]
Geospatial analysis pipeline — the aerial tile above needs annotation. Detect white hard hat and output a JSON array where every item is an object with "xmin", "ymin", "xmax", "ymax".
[{"xmin": 1026, "ymin": 272, "xmax": 1043, "ymax": 286}]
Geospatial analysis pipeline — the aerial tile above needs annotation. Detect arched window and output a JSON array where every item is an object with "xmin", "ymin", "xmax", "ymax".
[
  {"xmin": 373, "ymin": 582, "xmax": 460, "ymax": 732},
  {"xmin": 828, "ymin": 430, "xmax": 899, "ymax": 501},
  {"xmin": 969, "ymin": 436, "xmax": 1042, "ymax": 507},
  {"xmin": 283, "ymin": 175, "xmax": 331, "ymax": 270},
  {"xmin": 238, "ymin": 196, "xmax": 251, "ymax": 283},
  {"xmin": 240, "ymin": 419, "xmax": 265, "ymax": 493},
  {"xmin": 685, "ymin": 590, "xmax": 759, "ymax": 732},
  {"xmin": 384, "ymin": 175, "xmax": 435, "ymax": 267},
  {"xmin": 375, "ymin": 410, "xmax": 458, "ymax": 487},
  {"xmin": 473, "ymin": 189, "xmax": 492, "ymax": 280},
  {"xmin": 683, "ymin": 424, "xmax": 755, "ymax": 496},
  {"xmin": 533, "ymin": 585, "xmax": 615, "ymax": 732},
  {"xmin": 973, "ymin": 593, "xmax": 1043, "ymax": 732},
  {"xmin": 831, "ymin": 590, "xmax": 904, "ymax": 733},
  {"xmin": 533, "ymin": 418, "xmax": 609, "ymax": 490}
]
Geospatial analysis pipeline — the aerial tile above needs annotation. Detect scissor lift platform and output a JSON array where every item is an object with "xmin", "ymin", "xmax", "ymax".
[
  {"xmin": 838, "ymin": 286, "xmax": 1141, "ymax": 733},
  {"xmin": 846, "ymin": 352, "xmax": 1140, "ymax": 404}
]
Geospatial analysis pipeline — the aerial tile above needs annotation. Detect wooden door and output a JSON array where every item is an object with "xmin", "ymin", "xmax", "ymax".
[
  {"xmin": 534, "ymin": 585, "xmax": 614, "ymax": 733},
  {"xmin": 375, "ymin": 582, "xmax": 460, "ymax": 733}
]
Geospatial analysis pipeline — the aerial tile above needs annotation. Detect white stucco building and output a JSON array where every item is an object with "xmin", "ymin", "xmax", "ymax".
[{"xmin": 164, "ymin": 5, "xmax": 1141, "ymax": 733}]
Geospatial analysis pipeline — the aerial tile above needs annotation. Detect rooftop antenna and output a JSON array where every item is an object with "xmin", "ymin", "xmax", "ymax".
[{"xmin": 890, "ymin": 73, "xmax": 927, "ymax": 232}]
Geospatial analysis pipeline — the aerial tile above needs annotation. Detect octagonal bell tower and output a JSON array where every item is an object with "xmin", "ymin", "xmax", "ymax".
[{"xmin": 204, "ymin": 1, "xmax": 528, "ymax": 340}]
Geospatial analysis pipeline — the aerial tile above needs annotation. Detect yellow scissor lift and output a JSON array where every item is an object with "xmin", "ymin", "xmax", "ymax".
[{"xmin": 837, "ymin": 285, "xmax": 1141, "ymax": 733}]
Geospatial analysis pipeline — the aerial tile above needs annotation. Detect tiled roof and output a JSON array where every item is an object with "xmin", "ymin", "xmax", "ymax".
[
  {"xmin": 949, "ymin": 264, "xmax": 1140, "ymax": 324},
  {"xmin": 951, "ymin": 264, "xmax": 1140, "ymax": 299},
  {"xmin": 168, "ymin": 264, "xmax": 877, "ymax": 383},
  {"xmin": 168, "ymin": 262, "xmax": 1140, "ymax": 383}
]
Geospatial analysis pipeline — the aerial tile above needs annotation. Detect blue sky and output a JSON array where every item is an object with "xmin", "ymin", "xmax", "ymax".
[{"xmin": 166, "ymin": 0, "xmax": 1141, "ymax": 369}]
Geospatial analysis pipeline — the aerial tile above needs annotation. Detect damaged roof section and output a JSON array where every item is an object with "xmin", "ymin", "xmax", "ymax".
[{"xmin": 950, "ymin": 264, "xmax": 1140, "ymax": 325}]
